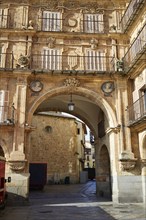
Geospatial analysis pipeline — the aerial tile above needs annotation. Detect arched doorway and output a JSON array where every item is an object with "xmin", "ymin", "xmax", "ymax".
[
  {"xmin": 96, "ymin": 145, "xmax": 112, "ymax": 199},
  {"xmin": 26, "ymin": 87, "xmax": 119, "ymax": 201}
]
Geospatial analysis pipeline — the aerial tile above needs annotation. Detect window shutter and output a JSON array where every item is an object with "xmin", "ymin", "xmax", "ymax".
[
  {"xmin": 42, "ymin": 49, "xmax": 61, "ymax": 70},
  {"xmin": 43, "ymin": 11, "xmax": 61, "ymax": 31},
  {"xmin": 98, "ymin": 14, "xmax": 104, "ymax": 32},
  {"xmin": 84, "ymin": 13, "xmax": 103, "ymax": 33},
  {"xmin": 0, "ymin": 90, "xmax": 9, "ymax": 123},
  {"xmin": 86, "ymin": 50, "xmax": 105, "ymax": 71},
  {"xmin": 0, "ymin": 8, "xmax": 8, "ymax": 28}
]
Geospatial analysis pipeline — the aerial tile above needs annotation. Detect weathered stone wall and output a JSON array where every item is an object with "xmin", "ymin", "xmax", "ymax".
[{"xmin": 29, "ymin": 114, "xmax": 84, "ymax": 183}]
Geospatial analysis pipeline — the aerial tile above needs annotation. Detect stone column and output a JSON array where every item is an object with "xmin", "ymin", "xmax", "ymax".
[
  {"xmin": 116, "ymin": 79, "xmax": 137, "ymax": 169},
  {"xmin": 6, "ymin": 71, "xmax": 31, "ymax": 202},
  {"xmin": 141, "ymin": 160, "xmax": 146, "ymax": 204},
  {"xmin": 106, "ymin": 129, "xmax": 120, "ymax": 203}
]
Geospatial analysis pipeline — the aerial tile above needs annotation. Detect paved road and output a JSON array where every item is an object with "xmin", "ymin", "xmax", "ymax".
[{"xmin": 0, "ymin": 181, "xmax": 146, "ymax": 220}]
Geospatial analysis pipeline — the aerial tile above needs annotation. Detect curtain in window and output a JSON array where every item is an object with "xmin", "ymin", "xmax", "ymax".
[{"xmin": 42, "ymin": 11, "xmax": 61, "ymax": 31}]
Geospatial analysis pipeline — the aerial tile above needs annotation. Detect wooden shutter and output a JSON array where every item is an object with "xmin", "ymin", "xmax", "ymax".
[
  {"xmin": 84, "ymin": 14, "xmax": 103, "ymax": 33},
  {"xmin": 0, "ymin": 90, "xmax": 9, "ymax": 123},
  {"xmin": 43, "ymin": 11, "xmax": 61, "ymax": 31},
  {"xmin": 42, "ymin": 49, "xmax": 61, "ymax": 70},
  {"xmin": 86, "ymin": 50, "xmax": 105, "ymax": 71},
  {"xmin": 0, "ymin": 8, "xmax": 8, "ymax": 28}
]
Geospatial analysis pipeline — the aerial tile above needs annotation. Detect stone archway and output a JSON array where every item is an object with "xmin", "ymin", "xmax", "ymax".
[
  {"xmin": 26, "ymin": 86, "xmax": 119, "ymax": 202},
  {"xmin": 27, "ymin": 87, "xmax": 117, "ymax": 128},
  {"xmin": 96, "ymin": 145, "xmax": 112, "ymax": 199}
]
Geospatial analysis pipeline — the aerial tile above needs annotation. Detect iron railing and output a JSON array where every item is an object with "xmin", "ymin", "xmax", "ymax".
[
  {"xmin": 0, "ymin": 53, "xmax": 14, "ymax": 70},
  {"xmin": 81, "ymin": 20, "xmax": 104, "ymax": 33},
  {"xmin": 128, "ymin": 94, "xmax": 146, "ymax": 124},
  {"xmin": 123, "ymin": 24, "xmax": 146, "ymax": 72},
  {"xmin": 38, "ymin": 17, "xmax": 63, "ymax": 32},
  {"xmin": 38, "ymin": 17, "xmax": 105, "ymax": 33},
  {"xmin": 30, "ymin": 54, "xmax": 114, "ymax": 72},
  {"xmin": 120, "ymin": 0, "xmax": 145, "ymax": 32}
]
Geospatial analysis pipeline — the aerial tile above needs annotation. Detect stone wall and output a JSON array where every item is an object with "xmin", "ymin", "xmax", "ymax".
[{"xmin": 29, "ymin": 114, "xmax": 85, "ymax": 184}]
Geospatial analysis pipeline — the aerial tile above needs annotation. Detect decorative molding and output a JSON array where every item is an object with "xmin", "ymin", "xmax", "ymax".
[
  {"xmin": 8, "ymin": 160, "xmax": 26, "ymax": 172},
  {"xmin": 16, "ymin": 54, "xmax": 30, "ymax": 69},
  {"xmin": 90, "ymin": 38, "xmax": 98, "ymax": 50},
  {"xmin": 120, "ymin": 159, "xmax": 137, "ymax": 171},
  {"xmin": 47, "ymin": 37, "xmax": 56, "ymax": 48},
  {"xmin": 64, "ymin": 78, "xmax": 80, "ymax": 87},
  {"xmin": 29, "ymin": 80, "xmax": 43, "ymax": 92},
  {"xmin": 106, "ymin": 124, "xmax": 121, "ymax": 134},
  {"xmin": 101, "ymin": 81, "xmax": 115, "ymax": 95},
  {"xmin": 119, "ymin": 150, "xmax": 137, "ymax": 171},
  {"xmin": 141, "ymin": 159, "xmax": 146, "ymax": 168}
]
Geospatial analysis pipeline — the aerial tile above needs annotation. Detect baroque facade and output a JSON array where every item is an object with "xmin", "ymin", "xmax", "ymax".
[{"xmin": 0, "ymin": 0, "xmax": 146, "ymax": 204}]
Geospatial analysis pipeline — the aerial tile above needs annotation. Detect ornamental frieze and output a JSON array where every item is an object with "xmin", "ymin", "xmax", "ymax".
[{"xmin": 64, "ymin": 78, "xmax": 80, "ymax": 87}]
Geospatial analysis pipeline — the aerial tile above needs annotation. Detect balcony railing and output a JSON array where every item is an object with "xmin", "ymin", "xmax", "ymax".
[
  {"xmin": 0, "ymin": 53, "xmax": 14, "ymax": 70},
  {"xmin": 0, "ymin": 106, "xmax": 15, "ymax": 124},
  {"xmin": 38, "ymin": 17, "xmax": 105, "ymax": 33},
  {"xmin": 128, "ymin": 94, "xmax": 146, "ymax": 124},
  {"xmin": 30, "ymin": 54, "xmax": 114, "ymax": 72},
  {"xmin": 123, "ymin": 24, "xmax": 146, "ymax": 73},
  {"xmin": 120, "ymin": 0, "xmax": 145, "ymax": 33}
]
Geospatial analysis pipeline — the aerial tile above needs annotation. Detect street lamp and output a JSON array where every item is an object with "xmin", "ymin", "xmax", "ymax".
[{"xmin": 68, "ymin": 93, "xmax": 75, "ymax": 111}]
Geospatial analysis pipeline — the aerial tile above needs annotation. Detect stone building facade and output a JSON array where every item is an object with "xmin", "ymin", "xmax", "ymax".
[
  {"xmin": 30, "ymin": 113, "xmax": 86, "ymax": 184},
  {"xmin": 0, "ymin": 0, "xmax": 145, "ymax": 204}
]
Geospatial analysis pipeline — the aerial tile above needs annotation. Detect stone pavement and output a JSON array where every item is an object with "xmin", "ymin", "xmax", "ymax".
[{"xmin": 0, "ymin": 181, "xmax": 146, "ymax": 220}]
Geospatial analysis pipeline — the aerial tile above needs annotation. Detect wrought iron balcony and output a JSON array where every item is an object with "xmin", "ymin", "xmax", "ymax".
[
  {"xmin": 120, "ymin": 0, "xmax": 145, "ymax": 33},
  {"xmin": 37, "ymin": 17, "xmax": 104, "ymax": 33},
  {"xmin": 127, "ymin": 94, "xmax": 146, "ymax": 125},
  {"xmin": 0, "ymin": 53, "xmax": 14, "ymax": 70},
  {"xmin": 30, "ymin": 54, "xmax": 114, "ymax": 73},
  {"xmin": 123, "ymin": 24, "xmax": 146, "ymax": 73}
]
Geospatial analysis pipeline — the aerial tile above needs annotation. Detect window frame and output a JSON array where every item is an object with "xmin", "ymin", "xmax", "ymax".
[
  {"xmin": 84, "ymin": 13, "xmax": 104, "ymax": 33},
  {"xmin": 42, "ymin": 11, "xmax": 61, "ymax": 32}
]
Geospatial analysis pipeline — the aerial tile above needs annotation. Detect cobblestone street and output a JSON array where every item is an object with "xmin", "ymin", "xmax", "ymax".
[{"xmin": 0, "ymin": 181, "xmax": 146, "ymax": 220}]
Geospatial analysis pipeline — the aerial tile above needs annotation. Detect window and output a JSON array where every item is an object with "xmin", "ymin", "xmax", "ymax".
[
  {"xmin": 42, "ymin": 48, "xmax": 61, "ymax": 70},
  {"xmin": 0, "ymin": 46, "xmax": 2, "ymax": 66},
  {"xmin": 84, "ymin": 14, "xmax": 104, "ymax": 33},
  {"xmin": 0, "ymin": 90, "xmax": 9, "ymax": 123},
  {"xmin": 77, "ymin": 128, "xmax": 80, "ymax": 135},
  {"xmin": 85, "ymin": 50, "xmax": 106, "ymax": 71},
  {"xmin": 42, "ymin": 11, "xmax": 61, "ymax": 31},
  {"xmin": 0, "ymin": 8, "xmax": 8, "ymax": 28}
]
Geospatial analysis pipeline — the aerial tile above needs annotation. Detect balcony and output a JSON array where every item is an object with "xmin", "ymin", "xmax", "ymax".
[
  {"xmin": 37, "ymin": 17, "xmax": 104, "ymax": 33},
  {"xmin": 30, "ymin": 54, "xmax": 114, "ymax": 73},
  {"xmin": 123, "ymin": 24, "xmax": 146, "ymax": 73},
  {"xmin": 120, "ymin": 0, "xmax": 145, "ymax": 33},
  {"xmin": 0, "ymin": 53, "xmax": 14, "ymax": 70},
  {"xmin": 127, "ymin": 94, "xmax": 146, "ymax": 127}
]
